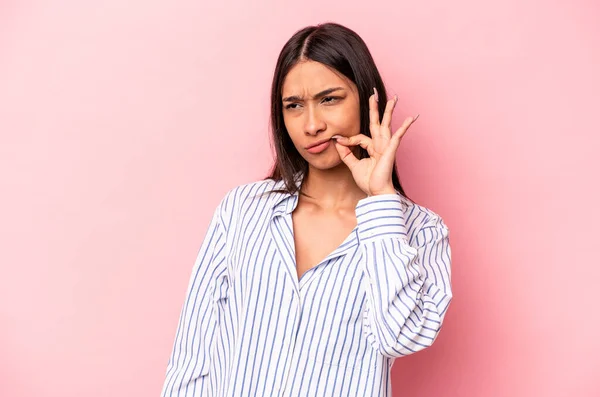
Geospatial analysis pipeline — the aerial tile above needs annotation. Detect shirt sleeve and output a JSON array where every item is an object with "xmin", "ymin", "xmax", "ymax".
[
  {"xmin": 356, "ymin": 193, "xmax": 453, "ymax": 358},
  {"xmin": 161, "ymin": 200, "xmax": 230, "ymax": 396}
]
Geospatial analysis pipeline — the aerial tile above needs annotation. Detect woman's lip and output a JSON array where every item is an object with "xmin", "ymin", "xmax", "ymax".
[{"xmin": 306, "ymin": 139, "xmax": 331, "ymax": 154}]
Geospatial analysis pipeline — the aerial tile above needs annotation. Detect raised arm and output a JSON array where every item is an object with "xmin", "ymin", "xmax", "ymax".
[{"xmin": 356, "ymin": 194, "xmax": 452, "ymax": 358}]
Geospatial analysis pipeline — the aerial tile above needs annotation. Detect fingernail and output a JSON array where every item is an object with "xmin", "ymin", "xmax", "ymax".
[
  {"xmin": 414, "ymin": 114, "xmax": 420, "ymax": 121},
  {"xmin": 331, "ymin": 135, "xmax": 342, "ymax": 140},
  {"xmin": 373, "ymin": 87, "xmax": 379, "ymax": 102},
  {"xmin": 394, "ymin": 95, "xmax": 398, "ymax": 103}
]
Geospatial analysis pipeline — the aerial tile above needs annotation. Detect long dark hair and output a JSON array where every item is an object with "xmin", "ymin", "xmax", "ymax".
[{"xmin": 266, "ymin": 22, "xmax": 412, "ymax": 203}]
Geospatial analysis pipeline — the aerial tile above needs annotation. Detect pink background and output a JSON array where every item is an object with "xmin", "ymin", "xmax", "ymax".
[{"xmin": 1, "ymin": 1, "xmax": 599, "ymax": 396}]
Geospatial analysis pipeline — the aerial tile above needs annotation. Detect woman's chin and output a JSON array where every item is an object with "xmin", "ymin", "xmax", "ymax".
[{"xmin": 305, "ymin": 155, "xmax": 345, "ymax": 171}]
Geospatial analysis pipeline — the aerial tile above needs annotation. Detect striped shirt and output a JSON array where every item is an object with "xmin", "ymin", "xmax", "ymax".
[{"xmin": 161, "ymin": 177, "xmax": 453, "ymax": 397}]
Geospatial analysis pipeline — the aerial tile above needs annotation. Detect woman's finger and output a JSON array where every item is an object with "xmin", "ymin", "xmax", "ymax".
[
  {"xmin": 391, "ymin": 114, "xmax": 419, "ymax": 142},
  {"xmin": 379, "ymin": 95, "xmax": 397, "ymax": 138},
  {"xmin": 333, "ymin": 140, "xmax": 360, "ymax": 170},
  {"xmin": 369, "ymin": 88, "xmax": 380, "ymax": 138},
  {"xmin": 332, "ymin": 134, "xmax": 374, "ymax": 156}
]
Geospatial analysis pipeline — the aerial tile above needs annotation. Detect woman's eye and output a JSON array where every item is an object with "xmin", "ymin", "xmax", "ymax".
[{"xmin": 284, "ymin": 97, "xmax": 339, "ymax": 110}]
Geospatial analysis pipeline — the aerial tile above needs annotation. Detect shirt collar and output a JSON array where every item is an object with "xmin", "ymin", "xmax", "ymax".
[{"xmin": 270, "ymin": 172, "xmax": 303, "ymax": 218}]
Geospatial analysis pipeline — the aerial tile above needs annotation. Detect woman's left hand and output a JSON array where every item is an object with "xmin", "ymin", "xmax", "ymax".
[{"xmin": 332, "ymin": 88, "xmax": 418, "ymax": 196}]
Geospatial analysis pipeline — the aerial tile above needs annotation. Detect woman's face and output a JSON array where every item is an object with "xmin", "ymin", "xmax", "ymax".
[{"xmin": 281, "ymin": 60, "xmax": 361, "ymax": 170}]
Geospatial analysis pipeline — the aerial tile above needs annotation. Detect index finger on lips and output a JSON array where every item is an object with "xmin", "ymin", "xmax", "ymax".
[{"xmin": 333, "ymin": 134, "xmax": 374, "ymax": 156}]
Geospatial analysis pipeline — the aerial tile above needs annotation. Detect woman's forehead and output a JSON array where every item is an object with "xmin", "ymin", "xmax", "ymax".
[{"xmin": 282, "ymin": 62, "xmax": 355, "ymax": 96}]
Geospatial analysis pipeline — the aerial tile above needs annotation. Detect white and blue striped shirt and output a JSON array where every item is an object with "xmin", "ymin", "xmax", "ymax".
[{"xmin": 161, "ymin": 177, "xmax": 452, "ymax": 397}]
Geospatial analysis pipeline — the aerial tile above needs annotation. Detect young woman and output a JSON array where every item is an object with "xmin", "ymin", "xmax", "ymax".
[{"xmin": 161, "ymin": 22, "xmax": 452, "ymax": 397}]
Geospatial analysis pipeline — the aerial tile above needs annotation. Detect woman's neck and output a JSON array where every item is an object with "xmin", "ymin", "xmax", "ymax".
[{"xmin": 299, "ymin": 164, "xmax": 367, "ymax": 211}]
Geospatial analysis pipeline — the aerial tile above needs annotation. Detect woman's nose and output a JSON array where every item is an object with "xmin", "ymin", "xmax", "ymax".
[{"xmin": 304, "ymin": 107, "xmax": 326, "ymax": 136}]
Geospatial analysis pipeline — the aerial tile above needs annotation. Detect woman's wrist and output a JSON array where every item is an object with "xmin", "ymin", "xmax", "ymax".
[{"xmin": 368, "ymin": 187, "xmax": 397, "ymax": 196}]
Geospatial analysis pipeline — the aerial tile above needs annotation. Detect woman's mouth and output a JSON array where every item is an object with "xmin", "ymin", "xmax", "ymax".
[{"xmin": 306, "ymin": 139, "xmax": 332, "ymax": 154}]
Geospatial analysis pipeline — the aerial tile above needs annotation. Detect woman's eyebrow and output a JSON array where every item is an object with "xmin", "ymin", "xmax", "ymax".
[{"xmin": 282, "ymin": 87, "xmax": 344, "ymax": 102}]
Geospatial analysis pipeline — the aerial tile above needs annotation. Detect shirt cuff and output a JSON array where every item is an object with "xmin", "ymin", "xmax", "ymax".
[{"xmin": 355, "ymin": 193, "xmax": 409, "ymax": 243}]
